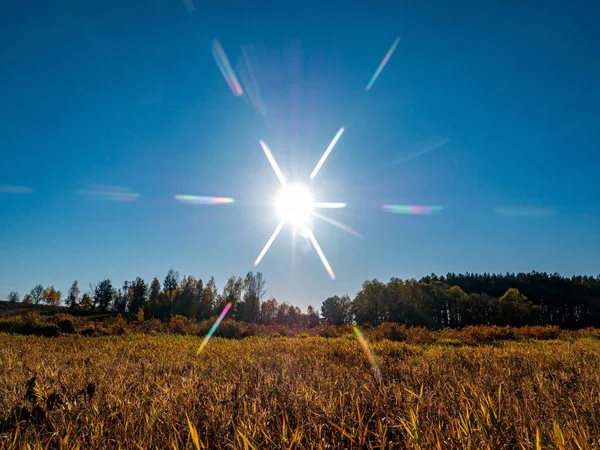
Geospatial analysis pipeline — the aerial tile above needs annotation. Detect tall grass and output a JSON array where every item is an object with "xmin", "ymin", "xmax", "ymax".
[{"xmin": 1, "ymin": 333, "xmax": 599, "ymax": 448}]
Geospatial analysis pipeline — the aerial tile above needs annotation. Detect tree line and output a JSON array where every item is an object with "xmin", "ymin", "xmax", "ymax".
[
  {"xmin": 7, "ymin": 271, "xmax": 600, "ymax": 329},
  {"xmin": 323, "ymin": 272, "xmax": 600, "ymax": 329},
  {"xmin": 7, "ymin": 270, "xmax": 320, "ymax": 328}
]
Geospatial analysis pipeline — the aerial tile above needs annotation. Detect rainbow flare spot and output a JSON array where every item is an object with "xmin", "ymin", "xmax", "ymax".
[
  {"xmin": 366, "ymin": 37, "xmax": 401, "ymax": 91},
  {"xmin": 175, "ymin": 195, "xmax": 234, "ymax": 205},
  {"xmin": 382, "ymin": 205, "xmax": 443, "ymax": 215},
  {"xmin": 197, "ymin": 302, "xmax": 232, "ymax": 354},
  {"xmin": 212, "ymin": 39, "xmax": 243, "ymax": 96},
  {"xmin": 353, "ymin": 326, "xmax": 382, "ymax": 382}
]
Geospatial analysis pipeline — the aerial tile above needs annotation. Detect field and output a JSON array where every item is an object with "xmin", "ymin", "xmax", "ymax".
[{"xmin": 1, "ymin": 333, "xmax": 600, "ymax": 449}]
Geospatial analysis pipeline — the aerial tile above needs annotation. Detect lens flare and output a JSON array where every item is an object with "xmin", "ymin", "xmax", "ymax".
[
  {"xmin": 0, "ymin": 185, "xmax": 33, "ymax": 194},
  {"xmin": 78, "ymin": 185, "xmax": 139, "ymax": 202},
  {"xmin": 312, "ymin": 211, "xmax": 363, "ymax": 238},
  {"xmin": 182, "ymin": 0, "xmax": 195, "ymax": 13},
  {"xmin": 382, "ymin": 205, "xmax": 443, "ymax": 215},
  {"xmin": 493, "ymin": 207, "xmax": 556, "ymax": 217},
  {"xmin": 238, "ymin": 47, "xmax": 266, "ymax": 116},
  {"xmin": 255, "ymin": 128, "xmax": 354, "ymax": 278},
  {"xmin": 175, "ymin": 195, "xmax": 235, "ymax": 205},
  {"xmin": 212, "ymin": 39, "xmax": 243, "ymax": 96},
  {"xmin": 389, "ymin": 139, "xmax": 450, "ymax": 166},
  {"xmin": 366, "ymin": 37, "xmax": 401, "ymax": 91},
  {"xmin": 353, "ymin": 326, "xmax": 382, "ymax": 382},
  {"xmin": 310, "ymin": 127, "xmax": 345, "ymax": 180},
  {"xmin": 197, "ymin": 302, "xmax": 232, "ymax": 354}
]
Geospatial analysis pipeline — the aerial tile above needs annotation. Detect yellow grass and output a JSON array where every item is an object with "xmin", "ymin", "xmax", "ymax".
[{"xmin": 1, "ymin": 334, "xmax": 599, "ymax": 448}]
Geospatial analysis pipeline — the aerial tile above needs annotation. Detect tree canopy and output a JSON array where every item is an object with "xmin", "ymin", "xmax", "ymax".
[{"xmin": 9, "ymin": 270, "xmax": 600, "ymax": 329}]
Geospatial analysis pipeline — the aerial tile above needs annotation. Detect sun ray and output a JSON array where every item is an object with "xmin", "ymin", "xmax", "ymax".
[
  {"xmin": 260, "ymin": 140, "xmax": 287, "ymax": 185},
  {"xmin": 310, "ymin": 127, "xmax": 345, "ymax": 180},
  {"xmin": 314, "ymin": 202, "xmax": 346, "ymax": 209},
  {"xmin": 254, "ymin": 219, "xmax": 286, "ymax": 266},
  {"xmin": 312, "ymin": 211, "xmax": 363, "ymax": 238},
  {"xmin": 306, "ymin": 228, "xmax": 335, "ymax": 280}
]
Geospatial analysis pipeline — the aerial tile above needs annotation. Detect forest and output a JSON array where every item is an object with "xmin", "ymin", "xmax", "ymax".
[{"xmin": 6, "ymin": 270, "xmax": 600, "ymax": 329}]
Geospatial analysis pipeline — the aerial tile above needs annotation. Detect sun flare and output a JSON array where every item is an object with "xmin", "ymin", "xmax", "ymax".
[
  {"xmin": 254, "ymin": 129, "xmax": 359, "ymax": 280},
  {"xmin": 275, "ymin": 184, "xmax": 314, "ymax": 227}
]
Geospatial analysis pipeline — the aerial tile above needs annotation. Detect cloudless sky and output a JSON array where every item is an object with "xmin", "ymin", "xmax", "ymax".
[{"xmin": 1, "ymin": 0, "xmax": 599, "ymax": 308}]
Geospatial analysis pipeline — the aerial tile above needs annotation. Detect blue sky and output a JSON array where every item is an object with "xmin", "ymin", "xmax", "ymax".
[{"xmin": 1, "ymin": 1, "xmax": 599, "ymax": 308}]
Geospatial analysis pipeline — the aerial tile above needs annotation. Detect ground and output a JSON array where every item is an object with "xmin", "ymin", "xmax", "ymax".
[{"xmin": 1, "ymin": 334, "xmax": 599, "ymax": 448}]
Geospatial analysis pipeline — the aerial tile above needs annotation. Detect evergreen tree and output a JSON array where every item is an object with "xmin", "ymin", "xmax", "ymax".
[
  {"xmin": 130, "ymin": 277, "xmax": 148, "ymax": 314},
  {"xmin": 94, "ymin": 279, "xmax": 115, "ymax": 311}
]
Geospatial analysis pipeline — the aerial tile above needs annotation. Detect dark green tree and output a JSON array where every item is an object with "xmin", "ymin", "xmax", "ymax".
[
  {"xmin": 130, "ymin": 277, "xmax": 148, "ymax": 314},
  {"xmin": 94, "ymin": 279, "xmax": 115, "ymax": 311},
  {"xmin": 321, "ymin": 295, "xmax": 353, "ymax": 325},
  {"xmin": 240, "ymin": 271, "xmax": 266, "ymax": 323},
  {"xmin": 146, "ymin": 277, "xmax": 161, "ymax": 317},
  {"xmin": 163, "ymin": 269, "xmax": 179, "ymax": 295}
]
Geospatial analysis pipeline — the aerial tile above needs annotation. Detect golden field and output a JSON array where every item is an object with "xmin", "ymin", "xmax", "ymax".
[{"xmin": 1, "ymin": 332, "xmax": 599, "ymax": 449}]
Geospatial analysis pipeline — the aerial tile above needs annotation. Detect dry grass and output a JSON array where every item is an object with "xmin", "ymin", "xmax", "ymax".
[{"xmin": 1, "ymin": 333, "xmax": 599, "ymax": 449}]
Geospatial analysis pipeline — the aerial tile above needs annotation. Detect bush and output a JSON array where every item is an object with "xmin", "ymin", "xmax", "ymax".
[
  {"xmin": 406, "ymin": 327, "xmax": 436, "ymax": 344},
  {"xmin": 514, "ymin": 325, "xmax": 561, "ymax": 340},
  {"xmin": 168, "ymin": 315, "xmax": 200, "ymax": 335},
  {"xmin": 33, "ymin": 323, "xmax": 61, "ymax": 337},
  {"xmin": 53, "ymin": 314, "xmax": 78, "ymax": 334},
  {"xmin": 461, "ymin": 326, "xmax": 516, "ymax": 343},
  {"xmin": 212, "ymin": 319, "xmax": 245, "ymax": 339},
  {"xmin": 368, "ymin": 323, "xmax": 409, "ymax": 342},
  {"xmin": 312, "ymin": 324, "xmax": 349, "ymax": 338},
  {"xmin": 105, "ymin": 316, "xmax": 129, "ymax": 336}
]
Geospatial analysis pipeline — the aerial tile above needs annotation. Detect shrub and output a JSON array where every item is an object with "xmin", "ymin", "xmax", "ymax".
[
  {"xmin": 312, "ymin": 324, "xmax": 348, "ymax": 338},
  {"xmin": 461, "ymin": 326, "xmax": 516, "ymax": 343},
  {"xmin": 212, "ymin": 319, "xmax": 245, "ymax": 339},
  {"xmin": 168, "ymin": 315, "xmax": 199, "ymax": 335},
  {"xmin": 369, "ymin": 322, "xmax": 409, "ymax": 342},
  {"xmin": 106, "ymin": 316, "xmax": 129, "ymax": 336},
  {"xmin": 406, "ymin": 327, "xmax": 435, "ymax": 344},
  {"xmin": 33, "ymin": 323, "xmax": 61, "ymax": 337},
  {"xmin": 514, "ymin": 325, "xmax": 561, "ymax": 340},
  {"xmin": 53, "ymin": 314, "xmax": 79, "ymax": 334},
  {"xmin": 57, "ymin": 318, "xmax": 76, "ymax": 334}
]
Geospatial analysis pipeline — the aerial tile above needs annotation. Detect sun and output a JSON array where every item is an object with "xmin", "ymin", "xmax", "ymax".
[
  {"xmin": 275, "ymin": 184, "xmax": 314, "ymax": 227},
  {"xmin": 254, "ymin": 129, "xmax": 361, "ymax": 280}
]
